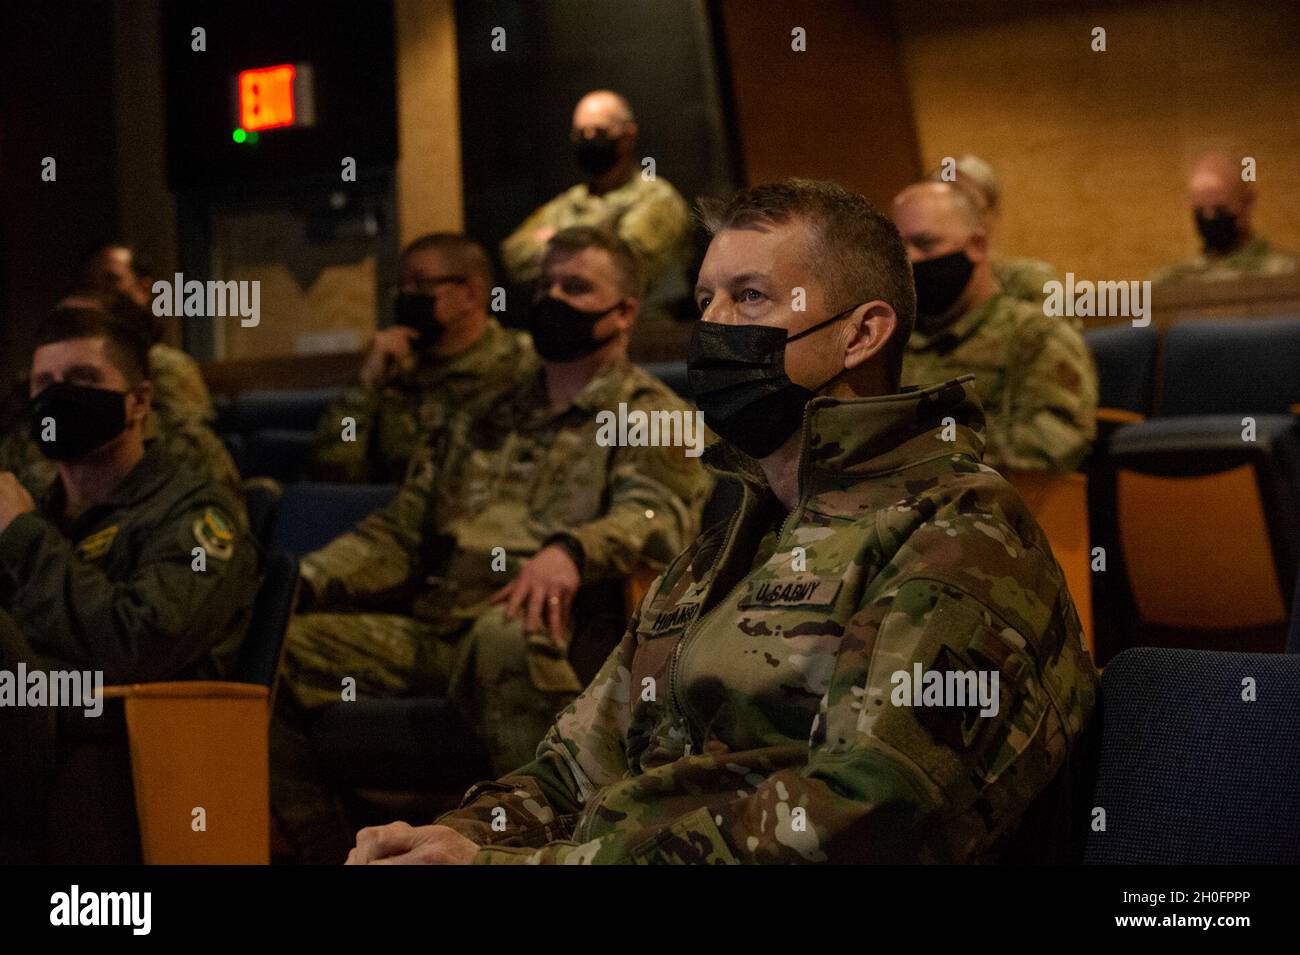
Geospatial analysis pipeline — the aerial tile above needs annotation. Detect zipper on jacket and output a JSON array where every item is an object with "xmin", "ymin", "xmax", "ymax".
[{"xmin": 666, "ymin": 402, "xmax": 818, "ymax": 755}]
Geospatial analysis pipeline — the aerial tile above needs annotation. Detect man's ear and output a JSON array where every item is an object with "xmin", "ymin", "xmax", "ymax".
[
  {"xmin": 128, "ymin": 380, "xmax": 153, "ymax": 424},
  {"xmin": 843, "ymin": 302, "xmax": 897, "ymax": 372},
  {"xmin": 617, "ymin": 297, "xmax": 640, "ymax": 331},
  {"xmin": 465, "ymin": 274, "xmax": 490, "ymax": 310},
  {"xmin": 965, "ymin": 228, "xmax": 991, "ymax": 263}
]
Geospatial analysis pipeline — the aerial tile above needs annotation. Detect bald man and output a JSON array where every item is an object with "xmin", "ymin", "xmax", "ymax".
[
  {"xmin": 895, "ymin": 181, "xmax": 1097, "ymax": 474},
  {"xmin": 501, "ymin": 90, "xmax": 690, "ymax": 287},
  {"xmin": 1151, "ymin": 152, "xmax": 1298, "ymax": 287},
  {"xmin": 929, "ymin": 155, "xmax": 1060, "ymax": 305}
]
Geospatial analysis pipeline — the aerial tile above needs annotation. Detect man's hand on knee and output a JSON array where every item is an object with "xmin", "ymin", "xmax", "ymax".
[
  {"xmin": 489, "ymin": 544, "xmax": 580, "ymax": 647},
  {"xmin": 346, "ymin": 821, "xmax": 479, "ymax": 865}
]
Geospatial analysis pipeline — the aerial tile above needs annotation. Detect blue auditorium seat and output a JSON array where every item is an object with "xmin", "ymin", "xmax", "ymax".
[
  {"xmin": 1084, "ymin": 647, "xmax": 1300, "ymax": 864},
  {"xmin": 235, "ymin": 550, "xmax": 300, "ymax": 689},
  {"xmin": 243, "ymin": 429, "xmax": 318, "ymax": 482},
  {"xmin": 1083, "ymin": 324, "xmax": 1159, "ymax": 415},
  {"xmin": 221, "ymin": 387, "xmax": 343, "ymax": 433},
  {"xmin": 1158, "ymin": 317, "xmax": 1300, "ymax": 416},
  {"xmin": 267, "ymin": 482, "xmax": 398, "ymax": 557}
]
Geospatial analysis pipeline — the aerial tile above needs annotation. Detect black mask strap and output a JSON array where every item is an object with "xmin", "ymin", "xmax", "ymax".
[
  {"xmin": 787, "ymin": 302, "xmax": 861, "ymax": 393},
  {"xmin": 785, "ymin": 302, "xmax": 858, "ymax": 343}
]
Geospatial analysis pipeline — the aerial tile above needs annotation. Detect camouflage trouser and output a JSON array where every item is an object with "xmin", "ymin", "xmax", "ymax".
[{"xmin": 270, "ymin": 604, "xmax": 582, "ymax": 863}]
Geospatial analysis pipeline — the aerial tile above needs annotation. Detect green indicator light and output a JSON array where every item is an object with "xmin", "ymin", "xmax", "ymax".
[{"xmin": 232, "ymin": 128, "xmax": 247, "ymax": 144}]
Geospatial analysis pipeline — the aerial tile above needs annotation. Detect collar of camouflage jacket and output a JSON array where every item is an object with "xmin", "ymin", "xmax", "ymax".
[
  {"xmin": 1194, "ymin": 233, "xmax": 1271, "ymax": 269},
  {"xmin": 513, "ymin": 353, "xmax": 637, "ymax": 425},
  {"xmin": 702, "ymin": 375, "xmax": 987, "ymax": 493},
  {"xmin": 410, "ymin": 316, "xmax": 517, "ymax": 384},
  {"xmin": 905, "ymin": 291, "xmax": 1005, "ymax": 353}
]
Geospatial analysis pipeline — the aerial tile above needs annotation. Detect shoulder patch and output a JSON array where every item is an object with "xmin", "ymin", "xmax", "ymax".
[
  {"xmin": 193, "ymin": 507, "xmax": 235, "ymax": 560},
  {"xmin": 76, "ymin": 524, "xmax": 119, "ymax": 561}
]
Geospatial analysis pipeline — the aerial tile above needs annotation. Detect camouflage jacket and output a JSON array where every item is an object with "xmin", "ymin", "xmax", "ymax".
[
  {"xmin": 0, "ymin": 346, "xmax": 241, "ymax": 500},
  {"xmin": 901, "ymin": 292, "xmax": 1097, "ymax": 473},
  {"xmin": 301, "ymin": 357, "xmax": 713, "ymax": 628},
  {"xmin": 0, "ymin": 442, "xmax": 257, "ymax": 684},
  {"xmin": 993, "ymin": 255, "xmax": 1059, "ymax": 305},
  {"xmin": 1150, "ymin": 234, "xmax": 1298, "ymax": 287},
  {"xmin": 432, "ymin": 377, "xmax": 1099, "ymax": 863},
  {"xmin": 146, "ymin": 343, "xmax": 242, "ymax": 494},
  {"xmin": 310, "ymin": 319, "xmax": 536, "ymax": 484},
  {"xmin": 501, "ymin": 175, "xmax": 690, "ymax": 287}
]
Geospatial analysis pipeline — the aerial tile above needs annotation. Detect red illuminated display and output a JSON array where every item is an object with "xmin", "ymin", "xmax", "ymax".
[{"xmin": 238, "ymin": 64, "xmax": 296, "ymax": 132}]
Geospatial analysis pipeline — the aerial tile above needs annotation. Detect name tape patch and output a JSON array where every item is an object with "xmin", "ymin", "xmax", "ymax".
[{"xmin": 740, "ymin": 577, "xmax": 842, "ymax": 609}]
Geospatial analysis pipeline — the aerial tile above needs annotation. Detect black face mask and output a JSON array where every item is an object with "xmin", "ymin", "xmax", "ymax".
[
  {"xmin": 687, "ymin": 306, "xmax": 855, "ymax": 459},
  {"xmin": 912, "ymin": 251, "xmax": 975, "ymax": 336},
  {"xmin": 574, "ymin": 134, "xmax": 620, "ymax": 177},
  {"xmin": 1195, "ymin": 208, "xmax": 1239, "ymax": 255},
  {"xmin": 393, "ymin": 292, "xmax": 445, "ymax": 350},
  {"xmin": 528, "ymin": 295, "xmax": 620, "ymax": 363},
  {"xmin": 28, "ymin": 382, "xmax": 129, "ymax": 462}
]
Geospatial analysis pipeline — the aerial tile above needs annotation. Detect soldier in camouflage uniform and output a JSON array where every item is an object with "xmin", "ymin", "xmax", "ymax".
[
  {"xmin": 310, "ymin": 233, "xmax": 536, "ymax": 484},
  {"xmin": 0, "ymin": 304, "xmax": 257, "ymax": 860},
  {"xmin": 895, "ymin": 181, "xmax": 1097, "ymax": 473},
  {"xmin": 501, "ymin": 91, "xmax": 690, "ymax": 289},
  {"xmin": 929, "ymin": 155, "xmax": 1061, "ymax": 306},
  {"xmin": 272, "ymin": 227, "xmax": 712, "ymax": 862},
  {"xmin": 345, "ymin": 179, "xmax": 1098, "ymax": 865},
  {"xmin": 1151, "ymin": 152, "xmax": 1298, "ymax": 288}
]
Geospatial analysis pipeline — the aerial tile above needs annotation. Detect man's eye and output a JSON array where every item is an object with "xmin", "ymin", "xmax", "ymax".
[
  {"xmin": 696, "ymin": 296, "xmax": 712, "ymax": 313},
  {"xmin": 739, "ymin": 289, "xmax": 764, "ymax": 303}
]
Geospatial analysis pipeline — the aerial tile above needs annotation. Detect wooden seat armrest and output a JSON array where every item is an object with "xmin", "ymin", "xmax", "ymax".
[{"xmin": 99, "ymin": 681, "xmax": 269, "ymax": 701}]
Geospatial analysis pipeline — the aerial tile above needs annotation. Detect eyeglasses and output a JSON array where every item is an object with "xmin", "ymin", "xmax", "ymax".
[{"xmin": 388, "ymin": 275, "xmax": 468, "ymax": 298}]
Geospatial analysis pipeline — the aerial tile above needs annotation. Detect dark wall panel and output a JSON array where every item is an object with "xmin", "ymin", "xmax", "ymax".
[{"xmin": 0, "ymin": 2, "xmax": 119, "ymax": 382}]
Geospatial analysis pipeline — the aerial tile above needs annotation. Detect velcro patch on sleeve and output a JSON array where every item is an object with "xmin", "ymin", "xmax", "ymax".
[
  {"xmin": 75, "ymin": 524, "xmax": 119, "ymax": 561},
  {"xmin": 192, "ymin": 508, "xmax": 236, "ymax": 560}
]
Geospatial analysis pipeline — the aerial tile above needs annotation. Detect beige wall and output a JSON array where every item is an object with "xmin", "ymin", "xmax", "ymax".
[
  {"xmin": 894, "ymin": 0, "xmax": 1300, "ymax": 282},
  {"xmin": 396, "ymin": 0, "xmax": 464, "ymax": 242}
]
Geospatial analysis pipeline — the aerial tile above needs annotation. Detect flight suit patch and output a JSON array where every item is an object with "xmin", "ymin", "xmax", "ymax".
[
  {"xmin": 75, "ymin": 525, "xmax": 119, "ymax": 561},
  {"xmin": 739, "ymin": 577, "xmax": 841, "ymax": 609},
  {"xmin": 192, "ymin": 508, "xmax": 235, "ymax": 560}
]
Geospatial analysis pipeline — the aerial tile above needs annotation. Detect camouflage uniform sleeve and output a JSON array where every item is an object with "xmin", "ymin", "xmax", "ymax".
[
  {"xmin": 159, "ymin": 420, "xmax": 244, "ymax": 497},
  {"xmin": 298, "ymin": 436, "xmax": 435, "ymax": 608},
  {"xmin": 309, "ymin": 385, "xmax": 382, "ymax": 483},
  {"xmin": 986, "ymin": 314, "xmax": 1098, "ymax": 473},
  {"xmin": 433, "ymin": 593, "xmax": 642, "ymax": 860},
  {"xmin": 149, "ymin": 345, "xmax": 217, "ymax": 427},
  {"xmin": 0, "ymin": 496, "xmax": 258, "ymax": 685},
  {"xmin": 564, "ymin": 393, "xmax": 711, "ymax": 582},
  {"xmin": 617, "ymin": 183, "xmax": 690, "ymax": 286},
  {"xmin": 501, "ymin": 196, "xmax": 566, "ymax": 285}
]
